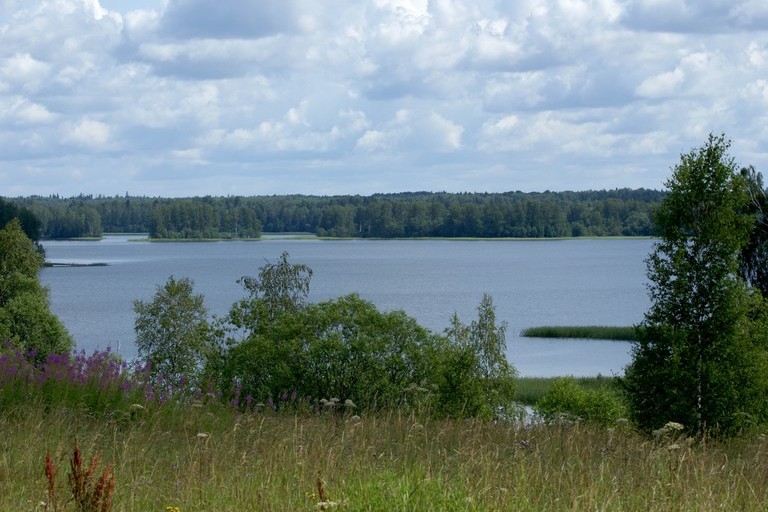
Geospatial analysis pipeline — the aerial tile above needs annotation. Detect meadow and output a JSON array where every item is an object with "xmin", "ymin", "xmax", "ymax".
[
  {"xmin": 7, "ymin": 401, "xmax": 768, "ymax": 511},
  {"xmin": 1, "ymin": 346, "xmax": 766, "ymax": 512}
]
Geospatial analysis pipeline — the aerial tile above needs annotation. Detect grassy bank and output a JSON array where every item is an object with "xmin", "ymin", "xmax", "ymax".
[
  {"xmin": 7, "ymin": 403, "xmax": 768, "ymax": 511},
  {"xmin": 521, "ymin": 325, "xmax": 639, "ymax": 341}
]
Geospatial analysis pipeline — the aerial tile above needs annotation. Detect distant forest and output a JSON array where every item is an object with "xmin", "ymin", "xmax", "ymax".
[{"xmin": 4, "ymin": 189, "xmax": 665, "ymax": 240}]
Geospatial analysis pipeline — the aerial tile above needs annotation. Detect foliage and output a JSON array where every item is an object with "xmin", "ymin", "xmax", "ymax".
[
  {"xmin": 0, "ymin": 197, "xmax": 42, "ymax": 241},
  {"xmin": 535, "ymin": 377, "xmax": 627, "ymax": 426},
  {"xmin": 149, "ymin": 199, "xmax": 262, "ymax": 239},
  {"xmin": 211, "ymin": 254, "xmax": 516, "ymax": 418},
  {"xmin": 0, "ymin": 219, "xmax": 72, "ymax": 358},
  {"xmin": 515, "ymin": 375, "xmax": 621, "ymax": 405},
  {"xmin": 624, "ymin": 134, "xmax": 768, "ymax": 437},
  {"xmin": 236, "ymin": 250, "xmax": 312, "ymax": 319},
  {"xmin": 222, "ymin": 293, "xmax": 446, "ymax": 409},
  {"xmin": 133, "ymin": 276, "xmax": 211, "ymax": 391},
  {"xmin": 8, "ymin": 188, "xmax": 663, "ymax": 239},
  {"xmin": 438, "ymin": 294, "xmax": 517, "ymax": 418}
]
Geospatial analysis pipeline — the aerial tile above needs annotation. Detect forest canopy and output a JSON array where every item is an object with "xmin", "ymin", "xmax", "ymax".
[{"xmin": 5, "ymin": 189, "xmax": 664, "ymax": 240}]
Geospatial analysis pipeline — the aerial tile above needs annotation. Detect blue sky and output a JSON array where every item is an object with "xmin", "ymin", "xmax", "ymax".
[{"xmin": 1, "ymin": 0, "xmax": 767, "ymax": 197}]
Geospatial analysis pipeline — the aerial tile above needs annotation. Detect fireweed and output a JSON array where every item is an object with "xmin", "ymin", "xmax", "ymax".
[{"xmin": 0, "ymin": 342, "xmax": 151, "ymax": 414}]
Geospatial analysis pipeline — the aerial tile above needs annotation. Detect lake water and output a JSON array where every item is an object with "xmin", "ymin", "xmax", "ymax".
[{"xmin": 39, "ymin": 236, "xmax": 653, "ymax": 377}]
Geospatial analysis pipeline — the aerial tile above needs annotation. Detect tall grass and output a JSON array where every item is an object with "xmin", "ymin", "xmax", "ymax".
[
  {"xmin": 521, "ymin": 325, "xmax": 639, "ymax": 341},
  {"xmin": 5, "ymin": 403, "xmax": 768, "ymax": 511},
  {"xmin": 4, "ymin": 346, "xmax": 768, "ymax": 511}
]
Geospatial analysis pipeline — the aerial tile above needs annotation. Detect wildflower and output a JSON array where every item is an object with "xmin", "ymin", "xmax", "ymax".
[
  {"xmin": 166, "ymin": 507, "xmax": 181, "ymax": 512},
  {"xmin": 130, "ymin": 403, "xmax": 144, "ymax": 412},
  {"xmin": 343, "ymin": 399, "xmax": 356, "ymax": 409},
  {"xmin": 667, "ymin": 443, "xmax": 681, "ymax": 450},
  {"xmin": 197, "ymin": 432, "xmax": 210, "ymax": 439},
  {"xmin": 664, "ymin": 421, "xmax": 684, "ymax": 431}
]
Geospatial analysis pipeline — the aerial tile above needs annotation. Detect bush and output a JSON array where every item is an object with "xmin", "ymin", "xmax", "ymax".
[{"xmin": 535, "ymin": 377, "xmax": 627, "ymax": 426}]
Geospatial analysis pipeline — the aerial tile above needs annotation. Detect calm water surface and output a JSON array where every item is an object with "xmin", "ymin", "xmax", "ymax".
[{"xmin": 40, "ymin": 236, "xmax": 653, "ymax": 377}]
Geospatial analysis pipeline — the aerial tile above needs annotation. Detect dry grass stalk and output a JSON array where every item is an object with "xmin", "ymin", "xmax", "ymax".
[
  {"xmin": 44, "ymin": 451, "xmax": 58, "ymax": 512},
  {"xmin": 67, "ymin": 439, "xmax": 115, "ymax": 512}
]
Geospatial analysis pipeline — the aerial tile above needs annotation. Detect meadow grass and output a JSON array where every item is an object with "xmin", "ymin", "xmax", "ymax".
[
  {"xmin": 520, "ymin": 325, "xmax": 639, "ymax": 341},
  {"xmin": 7, "ymin": 401, "xmax": 768, "ymax": 511},
  {"xmin": 5, "ymin": 345, "xmax": 768, "ymax": 511}
]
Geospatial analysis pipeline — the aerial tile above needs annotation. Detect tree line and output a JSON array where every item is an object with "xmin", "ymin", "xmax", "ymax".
[{"xmin": 6, "ymin": 189, "xmax": 665, "ymax": 239}]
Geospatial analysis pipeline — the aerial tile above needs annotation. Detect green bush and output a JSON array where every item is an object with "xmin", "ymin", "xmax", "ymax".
[{"xmin": 535, "ymin": 377, "xmax": 627, "ymax": 426}]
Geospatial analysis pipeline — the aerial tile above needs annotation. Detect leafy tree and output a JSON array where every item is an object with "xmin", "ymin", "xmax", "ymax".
[
  {"xmin": 133, "ymin": 276, "xmax": 211, "ymax": 390},
  {"xmin": 440, "ymin": 294, "xmax": 517, "ymax": 418},
  {"xmin": 218, "ymin": 254, "xmax": 517, "ymax": 419},
  {"xmin": 231, "ymin": 251, "xmax": 313, "ymax": 327},
  {"xmin": 223, "ymin": 293, "xmax": 446, "ymax": 409},
  {"xmin": 0, "ymin": 219, "xmax": 72, "ymax": 357},
  {"xmin": 0, "ymin": 198, "xmax": 42, "ymax": 242},
  {"xmin": 624, "ymin": 134, "xmax": 768, "ymax": 437}
]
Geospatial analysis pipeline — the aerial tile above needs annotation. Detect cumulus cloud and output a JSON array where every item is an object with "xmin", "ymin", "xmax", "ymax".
[
  {"xmin": 0, "ymin": 0, "xmax": 767, "ymax": 196},
  {"xmin": 66, "ymin": 118, "xmax": 112, "ymax": 148}
]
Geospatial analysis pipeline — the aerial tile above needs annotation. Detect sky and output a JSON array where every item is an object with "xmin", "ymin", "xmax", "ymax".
[{"xmin": 1, "ymin": 0, "xmax": 767, "ymax": 197}]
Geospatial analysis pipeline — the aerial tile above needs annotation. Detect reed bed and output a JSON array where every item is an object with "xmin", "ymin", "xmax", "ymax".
[
  {"xmin": 520, "ymin": 325, "xmax": 639, "ymax": 341},
  {"xmin": 6, "ymin": 402, "xmax": 768, "ymax": 511}
]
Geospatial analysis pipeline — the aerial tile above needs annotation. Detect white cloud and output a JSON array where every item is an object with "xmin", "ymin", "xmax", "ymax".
[
  {"xmin": 0, "ymin": 54, "xmax": 51, "ymax": 92},
  {"xmin": 427, "ymin": 112, "xmax": 463, "ymax": 150},
  {"xmin": 0, "ymin": 0, "xmax": 767, "ymax": 196},
  {"xmin": 636, "ymin": 68, "xmax": 685, "ymax": 98},
  {"xmin": 0, "ymin": 96, "xmax": 56, "ymax": 124},
  {"xmin": 66, "ymin": 118, "xmax": 111, "ymax": 148}
]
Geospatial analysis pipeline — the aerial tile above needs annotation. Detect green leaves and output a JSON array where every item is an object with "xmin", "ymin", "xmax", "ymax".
[
  {"xmin": 133, "ymin": 276, "xmax": 210, "ymax": 390},
  {"xmin": 0, "ymin": 219, "xmax": 72, "ymax": 358},
  {"xmin": 625, "ymin": 134, "xmax": 768, "ymax": 437}
]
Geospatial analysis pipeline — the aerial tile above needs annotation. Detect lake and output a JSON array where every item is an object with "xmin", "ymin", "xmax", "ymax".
[{"xmin": 39, "ymin": 236, "xmax": 653, "ymax": 377}]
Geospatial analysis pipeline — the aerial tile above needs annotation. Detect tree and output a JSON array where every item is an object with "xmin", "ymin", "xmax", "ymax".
[
  {"xmin": 440, "ymin": 294, "xmax": 517, "ymax": 418},
  {"xmin": 230, "ymin": 251, "xmax": 313, "ymax": 330},
  {"xmin": 0, "ymin": 198, "xmax": 42, "ymax": 242},
  {"xmin": 739, "ymin": 165, "xmax": 768, "ymax": 296},
  {"xmin": 624, "ymin": 134, "xmax": 768, "ymax": 437},
  {"xmin": 0, "ymin": 219, "xmax": 73, "ymax": 358},
  {"xmin": 133, "ymin": 276, "xmax": 211, "ymax": 390},
  {"xmin": 223, "ymin": 293, "xmax": 446, "ymax": 409}
]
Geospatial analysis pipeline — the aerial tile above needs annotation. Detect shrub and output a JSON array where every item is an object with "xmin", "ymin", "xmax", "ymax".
[{"xmin": 535, "ymin": 377, "xmax": 627, "ymax": 426}]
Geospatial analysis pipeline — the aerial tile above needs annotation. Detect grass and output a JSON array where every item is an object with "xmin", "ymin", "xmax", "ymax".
[
  {"xmin": 520, "ymin": 325, "xmax": 639, "ymax": 341},
  {"xmin": 5, "ymin": 345, "xmax": 768, "ymax": 511},
  {"xmin": 7, "ymin": 402, "xmax": 768, "ymax": 511}
]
